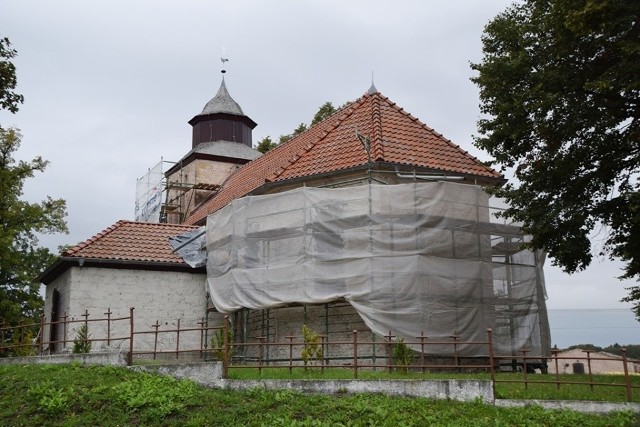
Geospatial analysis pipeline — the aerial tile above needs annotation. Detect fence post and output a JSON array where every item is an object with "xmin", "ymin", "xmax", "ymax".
[
  {"xmin": 223, "ymin": 316, "xmax": 229, "ymax": 378},
  {"xmin": 583, "ymin": 350, "xmax": 594, "ymax": 391},
  {"xmin": 128, "ymin": 307, "xmax": 134, "ymax": 366},
  {"xmin": 353, "ymin": 330, "xmax": 358, "ymax": 379},
  {"xmin": 39, "ymin": 314, "xmax": 45, "ymax": 354},
  {"xmin": 321, "ymin": 335, "xmax": 326, "ymax": 374},
  {"xmin": 386, "ymin": 330, "xmax": 394, "ymax": 374},
  {"xmin": 176, "ymin": 318, "xmax": 181, "ymax": 360},
  {"xmin": 257, "ymin": 336, "xmax": 265, "ymax": 376},
  {"xmin": 450, "ymin": 332, "xmax": 460, "ymax": 372},
  {"xmin": 621, "ymin": 348, "xmax": 632, "ymax": 402},
  {"xmin": 198, "ymin": 318, "xmax": 205, "ymax": 360},
  {"xmin": 418, "ymin": 331, "xmax": 426, "ymax": 373},
  {"xmin": 152, "ymin": 321, "xmax": 160, "ymax": 360},
  {"xmin": 62, "ymin": 312, "xmax": 68, "ymax": 350},
  {"xmin": 520, "ymin": 349, "xmax": 530, "ymax": 389},
  {"xmin": 19, "ymin": 321, "xmax": 24, "ymax": 351},
  {"xmin": 286, "ymin": 335, "xmax": 294, "ymax": 374},
  {"xmin": 104, "ymin": 308, "xmax": 112, "ymax": 346},
  {"xmin": 487, "ymin": 328, "xmax": 496, "ymax": 399},
  {"xmin": 82, "ymin": 309, "xmax": 89, "ymax": 331},
  {"xmin": 551, "ymin": 348, "xmax": 561, "ymax": 390}
]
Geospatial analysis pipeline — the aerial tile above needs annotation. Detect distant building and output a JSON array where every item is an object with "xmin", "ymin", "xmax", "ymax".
[{"xmin": 548, "ymin": 348, "xmax": 640, "ymax": 375}]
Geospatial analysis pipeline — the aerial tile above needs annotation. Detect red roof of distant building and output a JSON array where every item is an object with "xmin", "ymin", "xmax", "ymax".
[{"xmin": 185, "ymin": 91, "xmax": 502, "ymax": 225}]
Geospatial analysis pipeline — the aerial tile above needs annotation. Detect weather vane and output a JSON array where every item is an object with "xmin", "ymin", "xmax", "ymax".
[{"xmin": 221, "ymin": 47, "xmax": 228, "ymax": 74}]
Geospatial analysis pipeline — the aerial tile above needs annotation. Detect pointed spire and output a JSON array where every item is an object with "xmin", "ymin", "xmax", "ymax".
[
  {"xmin": 366, "ymin": 72, "xmax": 378, "ymax": 94},
  {"xmin": 199, "ymin": 78, "xmax": 245, "ymax": 116}
]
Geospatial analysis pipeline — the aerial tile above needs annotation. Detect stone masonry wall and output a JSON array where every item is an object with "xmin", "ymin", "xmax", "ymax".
[{"xmin": 229, "ymin": 301, "xmax": 390, "ymax": 366}]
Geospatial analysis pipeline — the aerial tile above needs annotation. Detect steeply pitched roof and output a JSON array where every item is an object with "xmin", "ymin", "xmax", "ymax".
[
  {"xmin": 198, "ymin": 78, "xmax": 245, "ymax": 116},
  {"xmin": 62, "ymin": 220, "xmax": 199, "ymax": 263},
  {"xmin": 184, "ymin": 91, "xmax": 502, "ymax": 226}
]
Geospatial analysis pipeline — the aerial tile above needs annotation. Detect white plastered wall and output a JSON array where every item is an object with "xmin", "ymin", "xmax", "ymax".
[{"xmin": 43, "ymin": 267, "xmax": 207, "ymax": 354}]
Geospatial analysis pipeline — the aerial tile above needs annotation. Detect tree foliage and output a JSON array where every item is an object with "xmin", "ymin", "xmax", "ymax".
[
  {"xmin": 0, "ymin": 37, "xmax": 68, "ymax": 327},
  {"xmin": 255, "ymin": 136, "xmax": 277, "ymax": 154},
  {"xmin": 311, "ymin": 102, "xmax": 336, "ymax": 126},
  {"xmin": 472, "ymin": 1, "xmax": 640, "ymax": 319},
  {"xmin": 0, "ymin": 38, "xmax": 23, "ymax": 113}
]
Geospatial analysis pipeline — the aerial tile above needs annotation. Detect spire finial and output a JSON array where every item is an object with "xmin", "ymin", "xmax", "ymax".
[
  {"xmin": 366, "ymin": 71, "xmax": 378, "ymax": 95},
  {"xmin": 221, "ymin": 47, "xmax": 228, "ymax": 74}
]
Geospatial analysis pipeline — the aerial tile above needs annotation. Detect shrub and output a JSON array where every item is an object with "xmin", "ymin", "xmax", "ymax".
[
  {"xmin": 393, "ymin": 338, "xmax": 414, "ymax": 374},
  {"xmin": 10, "ymin": 328, "xmax": 36, "ymax": 357},
  {"xmin": 72, "ymin": 324, "xmax": 91, "ymax": 354},
  {"xmin": 301, "ymin": 324, "xmax": 323, "ymax": 368}
]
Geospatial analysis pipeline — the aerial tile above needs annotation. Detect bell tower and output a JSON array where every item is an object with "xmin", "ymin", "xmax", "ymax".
[
  {"xmin": 188, "ymin": 77, "xmax": 257, "ymax": 148},
  {"xmin": 163, "ymin": 64, "xmax": 261, "ymax": 223}
]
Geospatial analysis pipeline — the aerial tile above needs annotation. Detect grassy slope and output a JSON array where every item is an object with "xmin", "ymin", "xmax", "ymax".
[{"xmin": 0, "ymin": 364, "xmax": 637, "ymax": 427}]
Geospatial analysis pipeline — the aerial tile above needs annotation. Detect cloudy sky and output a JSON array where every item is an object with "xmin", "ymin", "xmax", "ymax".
[{"xmin": 1, "ymin": 1, "xmax": 637, "ymax": 346}]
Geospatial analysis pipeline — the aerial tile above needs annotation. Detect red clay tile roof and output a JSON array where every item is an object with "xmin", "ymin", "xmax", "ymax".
[
  {"xmin": 184, "ymin": 91, "xmax": 502, "ymax": 226},
  {"xmin": 63, "ymin": 220, "xmax": 200, "ymax": 264}
]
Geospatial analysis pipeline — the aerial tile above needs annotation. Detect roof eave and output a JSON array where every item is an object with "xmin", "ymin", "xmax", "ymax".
[
  {"xmin": 188, "ymin": 112, "xmax": 257, "ymax": 129},
  {"xmin": 38, "ymin": 256, "xmax": 206, "ymax": 285},
  {"xmin": 165, "ymin": 150, "xmax": 253, "ymax": 177},
  {"xmin": 260, "ymin": 162, "xmax": 505, "ymax": 192}
]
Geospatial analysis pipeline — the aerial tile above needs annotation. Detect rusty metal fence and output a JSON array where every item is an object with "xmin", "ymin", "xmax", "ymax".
[{"xmin": 1, "ymin": 312, "xmax": 638, "ymax": 402}]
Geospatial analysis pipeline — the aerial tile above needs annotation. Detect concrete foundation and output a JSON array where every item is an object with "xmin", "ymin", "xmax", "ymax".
[{"xmin": 0, "ymin": 351, "xmax": 128, "ymax": 366}]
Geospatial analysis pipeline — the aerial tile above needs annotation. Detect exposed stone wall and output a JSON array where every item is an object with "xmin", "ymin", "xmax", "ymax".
[
  {"xmin": 229, "ymin": 301, "xmax": 390, "ymax": 366},
  {"xmin": 165, "ymin": 159, "xmax": 240, "ymax": 223},
  {"xmin": 43, "ymin": 267, "xmax": 207, "ymax": 355}
]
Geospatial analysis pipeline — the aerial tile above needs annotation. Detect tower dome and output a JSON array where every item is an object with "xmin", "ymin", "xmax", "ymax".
[{"xmin": 188, "ymin": 77, "xmax": 257, "ymax": 149}]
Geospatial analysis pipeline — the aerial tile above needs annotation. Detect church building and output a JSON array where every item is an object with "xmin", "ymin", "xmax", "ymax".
[{"xmin": 38, "ymin": 75, "xmax": 551, "ymax": 361}]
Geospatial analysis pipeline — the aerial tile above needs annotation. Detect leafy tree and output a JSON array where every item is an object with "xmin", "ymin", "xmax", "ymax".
[
  {"xmin": 471, "ymin": 1, "xmax": 640, "ymax": 319},
  {"xmin": 255, "ymin": 104, "xmax": 337, "ymax": 153},
  {"xmin": 255, "ymin": 136, "xmax": 278, "ymax": 154},
  {"xmin": 311, "ymin": 102, "xmax": 336, "ymax": 126},
  {"xmin": 0, "ymin": 38, "xmax": 68, "ymax": 328},
  {"xmin": 0, "ymin": 128, "xmax": 68, "ymax": 326},
  {"xmin": 0, "ymin": 38, "xmax": 23, "ymax": 113},
  {"xmin": 292, "ymin": 122, "xmax": 307, "ymax": 136}
]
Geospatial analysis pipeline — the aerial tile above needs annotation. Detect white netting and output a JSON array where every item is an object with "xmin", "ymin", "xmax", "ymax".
[
  {"xmin": 135, "ymin": 160, "xmax": 163, "ymax": 222},
  {"xmin": 206, "ymin": 182, "xmax": 551, "ymax": 357}
]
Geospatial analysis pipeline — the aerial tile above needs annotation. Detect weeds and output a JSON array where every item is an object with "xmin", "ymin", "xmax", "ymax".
[{"xmin": 210, "ymin": 326, "xmax": 233, "ymax": 362}]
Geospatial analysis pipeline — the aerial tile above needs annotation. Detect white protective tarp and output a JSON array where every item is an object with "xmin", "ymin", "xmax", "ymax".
[
  {"xmin": 135, "ymin": 160, "xmax": 163, "ymax": 222},
  {"xmin": 206, "ymin": 182, "xmax": 550, "ymax": 356}
]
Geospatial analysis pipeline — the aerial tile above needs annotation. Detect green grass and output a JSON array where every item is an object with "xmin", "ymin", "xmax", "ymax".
[{"xmin": 0, "ymin": 364, "xmax": 638, "ymax": 426}]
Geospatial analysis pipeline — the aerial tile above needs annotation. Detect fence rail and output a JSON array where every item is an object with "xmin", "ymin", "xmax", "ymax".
[{"xmin": 1, "ymin": 311, "xmax": 638, "ymax": 401}]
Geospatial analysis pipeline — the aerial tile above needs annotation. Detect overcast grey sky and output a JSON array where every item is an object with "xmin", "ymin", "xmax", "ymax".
[{"xmin": 1, "ymin": 1, "xmax": 637, "ymax": 345}]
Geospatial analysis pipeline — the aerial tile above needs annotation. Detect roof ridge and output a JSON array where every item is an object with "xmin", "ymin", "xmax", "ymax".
[
  {"xmin": 381, "ymin": 94, "xmax": 500, "ymax": 178},
  {"xmin": 369, "ymin": 94, "xmax": 384, "ymax": 161},
  {"xmin": 63, "ymin": 220, "xmax": 127, "ymax": 256},
  {"xmin": 267, "ymin": 99, "xmax": 365, "ymax": 182}
]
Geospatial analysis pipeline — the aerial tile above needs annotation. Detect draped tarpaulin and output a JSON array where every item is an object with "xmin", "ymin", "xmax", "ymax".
[{"xmin": 205, "ymin": 182, "xmax": 551, "ymax": 357}]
